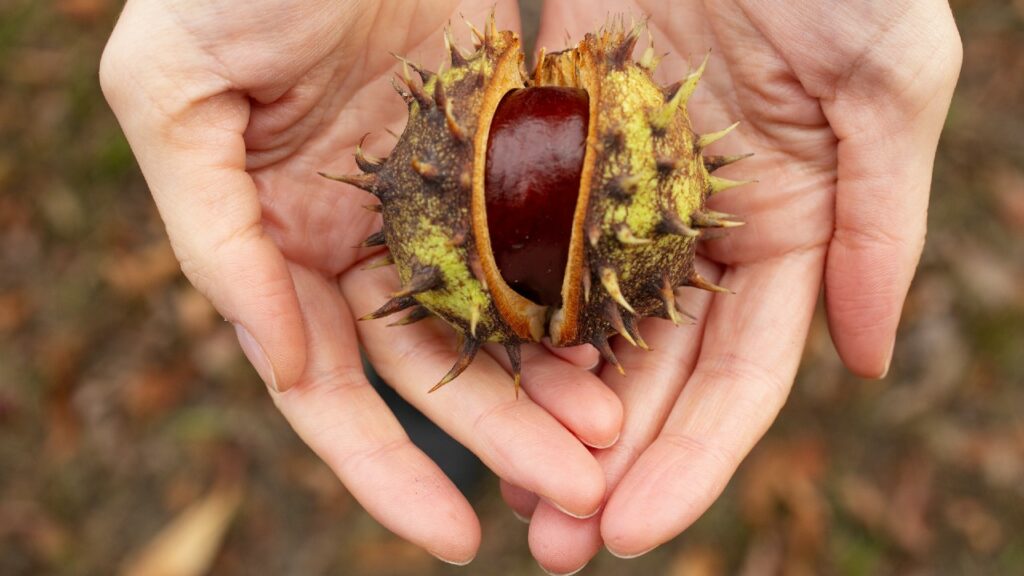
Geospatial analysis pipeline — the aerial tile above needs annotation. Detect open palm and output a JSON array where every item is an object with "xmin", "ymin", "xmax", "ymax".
[
  {"xmin": 102, "ymin": 0, "xmax": 626, "ymax": 564},
  {"xmin": 497, "ymin": 1, "xmax": 961, "ymax": 572}
]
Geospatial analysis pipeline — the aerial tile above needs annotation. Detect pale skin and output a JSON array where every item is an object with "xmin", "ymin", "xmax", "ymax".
[{"xmin": 100, "ymin": 0, "xmax": 961, "ymax": 571}]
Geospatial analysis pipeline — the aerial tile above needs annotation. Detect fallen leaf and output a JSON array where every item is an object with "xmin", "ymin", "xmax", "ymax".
[
  {"xmin": 737, "ymin": 532, "xmax": 784, "ymax": 576},
  {"xmin": 174, "ymin": 287, "xmax": 217, "ymax": 336},
  {"xmin": 837, "ymin": 474, "xmax": 888, "ymax": 532},
  {"xmin": 990, "ymin": 164, "xmax": 1024, "ymax": 233},
  {"xmin": 0, "ymin": 290, "xmax": 32, "ymax": 333},
  {"xmin": 888, "ymin": 458, "xmax": 934, "ymax": 556},
  {"xmin": 103, "ymin": 241, "xmax": 180, "ymax": 297},
  {"xmin": 668, "ymin": 544, "xmax": 724, "ymax": 576},
  {"xmin": 945, "ymin": 498, "xmax": 1004, "ymax": 554},
  {"xmin": 56, "ymin": 0, "xmax": 113, "ymax": 22},
  {"xmin": 120, "ymin": 364, "xmax": 194, "ymax": 421},
  {"xmin": 353, "ymin": 535, "xmax": 434, "ymax": 576},
  {"xmin": 740, "ymin": 437, "xmax": 828, "ymax": 571},
  {"xmin": 120, "ymin": 483, "xmax": 243, "ymax": 576}
]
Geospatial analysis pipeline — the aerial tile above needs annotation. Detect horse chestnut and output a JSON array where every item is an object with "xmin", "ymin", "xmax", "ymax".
[
  {"xmin": 485, "ymin": 87, "xmax": 589, "ymax": 307},
  {"xmin": 323, "ymin": 16, "xmax": 751, "ymax": 392}
]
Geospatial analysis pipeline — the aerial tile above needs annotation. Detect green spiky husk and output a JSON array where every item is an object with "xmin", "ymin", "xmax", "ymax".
[{"xmin": 327, "ymin": 17, "xmax": 749, "ymax": 390}]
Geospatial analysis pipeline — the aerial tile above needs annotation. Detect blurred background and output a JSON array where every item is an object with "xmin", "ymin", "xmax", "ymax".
[{"xmin": 1, "ymin": 1, "xmax": 1022, "ymax": 574}]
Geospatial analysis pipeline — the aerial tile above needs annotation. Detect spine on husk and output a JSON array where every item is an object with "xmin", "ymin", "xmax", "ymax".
[{"xmin": 323, "ymin": 16, "xmax": 752, "ymax": 392}]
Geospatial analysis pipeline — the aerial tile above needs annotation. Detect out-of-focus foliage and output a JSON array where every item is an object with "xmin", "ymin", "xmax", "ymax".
[{"xmin": 0, "ymin": 0, "xmax": 1022, "ymax": 574}]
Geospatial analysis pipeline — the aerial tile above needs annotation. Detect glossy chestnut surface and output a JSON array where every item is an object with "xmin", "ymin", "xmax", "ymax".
[{"xmin": 484, "ymin": 87, "xmax": 589, "ymax": 306}]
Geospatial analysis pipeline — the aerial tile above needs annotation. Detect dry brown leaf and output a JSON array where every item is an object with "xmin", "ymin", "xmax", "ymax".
[
  {"xmin": 945, "ymin": 498, "xmax": 1004, "ymax": 554},
  {"xmin": 990, "ymin": 164, "xmax": 1024, "ymax": 233},
  {"xmin": 888, "ymin": 459, "xmax": 934, "ymax": 556},
  {"xmin": 120, "ymin": 364, "xmax": 194, "ymax": 421},
  {"xmin": 120, "ymin": 484, "xmax": 243, "ymax": 576},
  {"xmin": 740, "ymin": 438, "xmax": 828, "ymax": 572},
  {"xmin": 174, "ymin": 287, "xmax": 217, "ymax": 336},
  {"xmin": 103, "ymin": 241, "xmax": 180, "ymax": 297},
  {"xmin": 42, "ymin": 330, "xmax": 85, "ymax": 459},
  {"xmin": 837, "ymin": 475, "xmax": 887, "ymax": 532},
  {"xmin": 668, "ymin": 544, "xmax": 724, "ymax": 576},
  {"xmin": 56, "ymin": 0, "xmax": 113, "ymax": 21},
  {"xmin": 737, "ymin": 532, "xmax": 784, "ymax": 576},
  {"xmin": 0, "ymin": 290, "xmax": 32, "ymax": 333},
  {"xmin": 353, "ymin": 536, "xmax": 434, "ymax": 576}
]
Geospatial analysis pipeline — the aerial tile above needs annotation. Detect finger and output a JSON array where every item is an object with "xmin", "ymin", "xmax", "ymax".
[
  {"xmin": 823, "ymin": 8, "xmax": 962, "ymax": 378},
  {"xmin": 272, "ymin": 265, "xmax": 478, "ymax": 564},
  {"xmin": 543, "ymin": 341, "xmax": 600, "ymax": 370},
  {"xmin": 535, "ymin": 0, "xmax": 623, "ymax": 53},
  {"xmin": 486, "ymin": 343, "xmax": 622, "ymax": 449},
  {"xmin": 527, "ymin": 261, "xmax": 721, "ymax": 572},
  {"xmin": 500, "ymin": 480, "xmax": 539, "ymax": 523},
  {"xmin": 529, "ymin": 503, "xmax": 601, "ymax": 576},
  {"xmin": 601, "ymin": 249, "xmax": 825, "ymax": 557},
  {"xmin": 101, "ymin": 28, "xmax": 305, "ymax": 390},
  {"xmin": 340, "ymin": 265, "xmax": 606, "ymax": 518}
]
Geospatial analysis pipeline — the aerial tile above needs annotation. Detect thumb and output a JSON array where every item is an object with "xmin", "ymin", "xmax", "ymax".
[
  {"xmin": 822, "ymin": 7, "xmax": 962, "ymax": 378},
  {"xmin": 101, "ymin": 35, "xmax": 306, "ymax": 391}
]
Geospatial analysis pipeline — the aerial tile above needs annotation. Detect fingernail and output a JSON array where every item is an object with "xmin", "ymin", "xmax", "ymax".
[
  {"xmin": 880, "ymin": 340, "xmax": 896, "ymax": 379},
  {"xmin": 512, "ymin": 510, "xmax": 532, "ymax": 524},
  {"xmin": 607, "ymin": 544, "xmax": 657, "ymax": 559},
  {"xmin": 542, "ymin": 562, "xmax": 588, "ymax": 576},
  {"xmin": 429, "ymin": 551, "xmax": 474, "ymax": 566},
  {"xmin": 546, "ymin": 499, "xmax": 601, "ymax": 520},
  {"xmin": 234, "ymin": 323, "xmax": 278, "ymax": 392},
  {"xmin": 583, "ymin": 432, "xmax": 620, "ymax": 450}
]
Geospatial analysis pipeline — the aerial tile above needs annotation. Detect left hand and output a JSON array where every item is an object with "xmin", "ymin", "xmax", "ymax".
[
  {"xmin": 100, "ymin": 0, "xmax": 618, "ymax": 564},
  {"xmin": 502, "ymin": 1, "xmax": 962, "ymax": 573}
]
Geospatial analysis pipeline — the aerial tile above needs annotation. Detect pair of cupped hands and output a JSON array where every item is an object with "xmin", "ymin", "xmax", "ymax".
[{"xmin": 101, "ymin": 0, "xmax": 960, "ymax": 572}]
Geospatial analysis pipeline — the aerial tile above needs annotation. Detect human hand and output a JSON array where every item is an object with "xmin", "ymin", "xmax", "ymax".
[
  {"xmin": 100, "ymin": 0, "xmax": 623, "ymax": 564},
  {"xmin": 503, "ymin": 1, "xmax": 962, "ymax": 572}
]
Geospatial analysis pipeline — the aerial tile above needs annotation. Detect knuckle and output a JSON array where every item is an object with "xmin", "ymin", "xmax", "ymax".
[
  {"xmin": 170, "ymin": 219, "xmax": 262, "ymax": 300},
  {"xmin": 390, "ymin": 337, "xmax": 459, "ymax": 383},
  {"xmin": 696, "ymin": 351, "xmax": 792, "ymax": 415},
  {"xmin": 835, "ymin": 9, "xmax": 963, "ymax": 113},
  {"xmin": 472, "ymin": 399, "xmax": 520, "ymax": 437},
  {"xmin": 302, "ymin": 366, "xmax": 368, "ymax": 396},
  {"xmin": 339, "ymin": 437, "xmax": 411, "ymax": 476},
  {"xmin": 98, "ymin": 39, "xmax": 128, "ymax": 106},
  {"xmin": 660, "ymin": 431, "xmax": 735, "ymax": 474},
  {"xmin": 835, "ymin": 222, "xmax": 926, "ymax": 261}
]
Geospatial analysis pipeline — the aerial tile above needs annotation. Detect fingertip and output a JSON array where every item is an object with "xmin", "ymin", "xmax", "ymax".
[
  {"xmin": 429, "ymin": 521, "xmax": 481, "ymax": 566},
  {"xmin": 598, "ymin": 447, "xmax": 701, "ymax": 557},
  {"xmin": 516, "ymin": 346, "xmax": 623, "ymax": 449},
  {"xmin": 500, "ymin": 480, "xmax": 539, "ymax": 523},
  {"xmin": 825, "ymin": 234, "xmax": 912, "ymax": 380},
  {"xmin": 545, "ymin": 491, "xmax": 603, "ymax": 521},
  {"xmin": 537, "ymin": 453, "xmax": 605, "ymax": 520},
  {"xmin": 825, "ymin": 295, "xmax": 899, "ymax": 379},
  {"xmin": 187, "ymin": 227, "xmax": 307, "ymax": 392},
  {"xmin": 526, "ymin": 432, "xmax": 605, "ymax": 520},
  {"xmin": 544, "ymin": 341, "xmax": 600, "ymax": 370},
  {"xmin": 528, "ymin": 501, "xmax": 601, "ymax": 576},
  {"xmin": 229, "ymin": 265, "xmax": 307, "ymax": 392},
  {"xmin": 571, "ymin": 384, "xmax": 623, "ymax": 449},
  {"xmin": 836, "ymin": 333, "xmax": 894, "ymax": 380},
  {"xmin": 601, "ymin": 501, "xmax": 663, "ymax": 560},
  {"xmin": 605, "ymin": 543, "xmax": 658, "ymax": 560},
  {"xmin": 234, "ymin": 322, "xmax": 280, "ymax": 391}
]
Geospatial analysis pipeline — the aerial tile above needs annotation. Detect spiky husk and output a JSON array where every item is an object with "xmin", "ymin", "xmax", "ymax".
[{"xmin": 324, "ymin": 16, "xmax": 750, "ymax": 391}]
